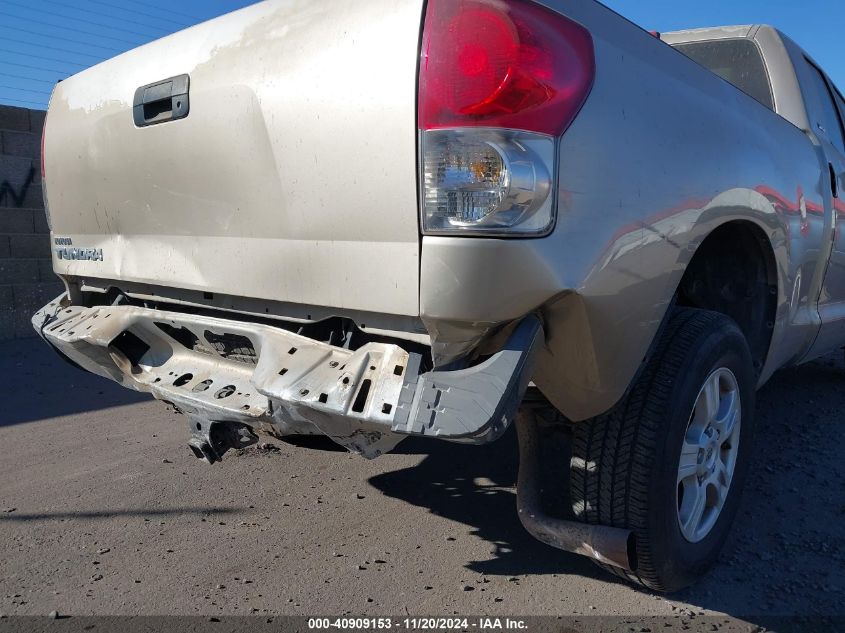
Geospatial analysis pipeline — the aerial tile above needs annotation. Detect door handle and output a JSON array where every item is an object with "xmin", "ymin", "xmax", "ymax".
[{"xmin": 133, "ymin": 74, "xmax": 190, "ymax": 127}]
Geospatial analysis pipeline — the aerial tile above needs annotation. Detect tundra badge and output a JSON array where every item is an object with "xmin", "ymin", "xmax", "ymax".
[{"xmin": 54, "ymin": 237, "xmax": 103, "ymax": 261}]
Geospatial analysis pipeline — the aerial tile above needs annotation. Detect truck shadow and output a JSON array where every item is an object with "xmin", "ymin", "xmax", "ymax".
[
  {"xmin": 369, "ymin": 428, "xmax": 624, "ymax": 584},
  {"xmin": 369, "ymin": 352, "xmax": 845, "ymax": 618},
  {"xmin": 1, "ymin": 337, "xmax": 149, "ymax": 427}
]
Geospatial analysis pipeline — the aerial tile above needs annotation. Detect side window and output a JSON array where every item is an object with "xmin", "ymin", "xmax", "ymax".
[
  {"xmin": 673, "ymin": 39, "xmax": 774, "ymax": 110},
  {"xmin": 803, "ymin": 58, "xmax": 845, "ymax": 154}
]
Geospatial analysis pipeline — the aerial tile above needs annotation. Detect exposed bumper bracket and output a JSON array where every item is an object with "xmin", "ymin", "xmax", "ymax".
[
  {"xmin": 33, "ymin": 295, "xmax": 542, "ymax": 458},
  {"xmin": 393, "ymin": 316, "xmax": 543, "ymax": 443}
]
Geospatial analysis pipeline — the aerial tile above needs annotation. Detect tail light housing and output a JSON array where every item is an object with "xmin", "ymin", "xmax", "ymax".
[{"xmin": 419, "ymin": 0, "xmax": 594, "ymax": 235}]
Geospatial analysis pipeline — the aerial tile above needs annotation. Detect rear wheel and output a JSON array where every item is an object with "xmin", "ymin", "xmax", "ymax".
[{"xmin": 569, "ymin": 308, "xmax": 755, "ymax": 592}]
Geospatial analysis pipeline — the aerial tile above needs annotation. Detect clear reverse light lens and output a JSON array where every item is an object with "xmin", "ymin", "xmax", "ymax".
[
  {"xmin": 422, "ymin": 129, "xmax": 554, "ymax": 234},
  {"xmin": 425, "ymin": 136, "xmax": 507, "ymax": 225}
]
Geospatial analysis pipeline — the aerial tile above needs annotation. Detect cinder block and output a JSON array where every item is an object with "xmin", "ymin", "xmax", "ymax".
[
  {"xmin": 2, "ymin": 130, "xmax": 40, "ymax": 159},
  {"xmin": 0, "ymin": 105, "xmax": 30, "ymax": 132},
  {"xmin": 38, "ymin": 258, "xmax": 58, "ymax": 283},
  {"xmin": 21, "ymin": 182, "xmax": 43, "ymax": 210},
  {"xmin": 0, "ymin": 235, "xmax": 10, "ymax": 259},
  {"xmin": 0, "ymin": 178, "xmax": 44, "ymax": 210},
  {"xmin": 0, "ymin": 259, "xmax": 39, "ymax": 284},
  {"xmin": 33, "ymin": 207, "xmax": 50, "ymax": 233},
  {"xmin": 14, "ymin": 282, "xmax": 63, "ymax": 338},
  {"xmin": 13, "ymin": 281, "xmax": 64, "ymax": 310},
  {"xmin": 0, "ymin": 156, "xmax": 38, "ymax": 209},
  {"xmin": 0, "ymin": 154, "xmax": 33, "ymax": 179},
  {"xmin": 14, "ymin": 306, "xmax": 38, "ymax": 339},
  {"xmin": 0, "ymin": 309, "xmax": 14, "ymax": 341},
  {"xmin": 29, "ymin": 109, "xmax": 46, "ymax": 135},
  {"xmin": 0, "ymin": 284, "xmax": 12, "ymax": 309},
  {"xmin": 0, "ymin": 208, "xmax": 35, "ymax": 234},
  {"xmin": 9, "ymin": 234, "xmax": 51, "ymax": 259}
]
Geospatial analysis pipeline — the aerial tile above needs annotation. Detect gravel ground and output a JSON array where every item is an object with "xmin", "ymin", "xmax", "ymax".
[{"xmin": 0, "ymin": 337, "xmax": 843, "ymax": 630}]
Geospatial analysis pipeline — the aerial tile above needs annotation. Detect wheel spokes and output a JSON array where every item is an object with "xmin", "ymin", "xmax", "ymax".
[
  {"xmin": 713, "ymin": 457, "xmax": 730, "ymax": 492},
  {"xmin": 681, "ymin": 483, "xmax": 707, "ymax": 537},
  {"xmin": 677, "ymin": 438, "xmax": 700, "ymax": 483},
  {"xmin": 693, "ymin": 371, "xmax": 721, "ymax": 428},
  {"xmin": 712, "ymin": 392, "xmax": 739, "ymax": 439},
  {"xmin": 677, "ymin": 367, "xmax": 742, "ymax": 543}
]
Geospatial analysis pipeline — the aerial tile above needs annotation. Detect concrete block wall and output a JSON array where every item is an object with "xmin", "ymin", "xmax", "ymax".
[{"xmin": 0, "ymin": 104, "xmax": 63, "ymax": 340}]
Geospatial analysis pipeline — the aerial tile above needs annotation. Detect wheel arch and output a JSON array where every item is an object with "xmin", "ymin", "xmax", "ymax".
[
  {"xmin": 674, "ymin": 219, "xmax": 779, "ymax": 375},
  {"xmin": 534, "ymin": 206, "xmax": 787, "ymax": 423}
]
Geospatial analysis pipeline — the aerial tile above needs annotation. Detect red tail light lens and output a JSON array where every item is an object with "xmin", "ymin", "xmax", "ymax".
[{"xmin": 419, "ymin": 0, "xmax": 595, "ymax": 135}]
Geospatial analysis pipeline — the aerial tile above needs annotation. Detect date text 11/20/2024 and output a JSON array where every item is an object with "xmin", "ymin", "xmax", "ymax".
[{"xmin": 307, "ymin": 618, "xmax": 528, "ymax": 630}]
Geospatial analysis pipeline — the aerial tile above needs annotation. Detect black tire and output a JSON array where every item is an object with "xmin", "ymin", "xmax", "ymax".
[{"xmin": 569, "ymin": 307, "xmax": 756, "ymax": 592}]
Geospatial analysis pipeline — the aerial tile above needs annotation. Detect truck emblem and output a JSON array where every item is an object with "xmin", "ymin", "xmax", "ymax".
[{"xmin": 55, "ymin": 247, "xmax": 104, "ymax": 261}]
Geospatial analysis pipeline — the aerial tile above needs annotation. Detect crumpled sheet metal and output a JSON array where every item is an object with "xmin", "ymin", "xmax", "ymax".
[
  {"xmin": 32, "ymin": 296, "xmax": 411, "ymax": 458},
  {"xmin": 32, "ymin": 296, "xmax": 542, "ymax": 459}
]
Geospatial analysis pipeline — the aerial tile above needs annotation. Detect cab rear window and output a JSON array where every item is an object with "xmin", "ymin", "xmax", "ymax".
[{"xmin": 673, "ymin": 39, "xmax": 774, "ymax": 110}]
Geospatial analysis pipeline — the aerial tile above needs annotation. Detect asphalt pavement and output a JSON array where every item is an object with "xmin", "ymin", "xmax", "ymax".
[{"xmin": 1, "ymin": 337, "xmax": 843, "ymax": 630}]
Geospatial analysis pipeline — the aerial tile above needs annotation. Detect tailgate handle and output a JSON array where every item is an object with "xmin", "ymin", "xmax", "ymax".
[{"xmin": 133, "ymin": 74, "xmax": 190, "ymax": 127}]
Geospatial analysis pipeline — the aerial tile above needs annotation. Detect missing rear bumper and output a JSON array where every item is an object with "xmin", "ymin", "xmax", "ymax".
[{"xmin": 33, "ymin": 296, "xmax": 542, "ymax": 458}]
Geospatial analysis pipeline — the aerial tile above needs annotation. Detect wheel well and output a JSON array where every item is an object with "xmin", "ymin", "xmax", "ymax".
[{"xmin": 676, "ymin": 221, "xmax": 777, "ymax": 373}]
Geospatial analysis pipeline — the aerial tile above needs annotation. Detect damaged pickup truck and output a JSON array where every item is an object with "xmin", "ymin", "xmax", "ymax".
[{"xmin": 33, "ymin": 0, "xmax": 845, "ymax": 591}]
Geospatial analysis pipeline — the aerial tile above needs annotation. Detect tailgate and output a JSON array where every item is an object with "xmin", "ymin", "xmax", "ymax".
[{"xmin": 43, "ymin": 0, "xmax": 424, "ymax": 316}]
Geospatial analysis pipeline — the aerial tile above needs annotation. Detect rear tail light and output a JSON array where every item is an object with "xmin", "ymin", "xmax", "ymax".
[
  {"xmin": 419, "ymin": 0, "xmax": 595, "ymax": 235},
  {"xmin": 419, "ymin": 0, "xmax": 594, "ymax": 134}
]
